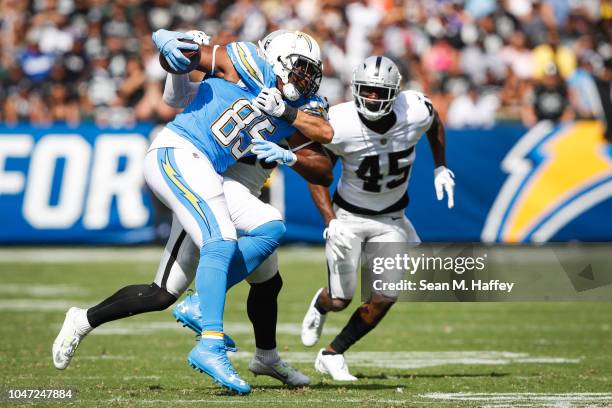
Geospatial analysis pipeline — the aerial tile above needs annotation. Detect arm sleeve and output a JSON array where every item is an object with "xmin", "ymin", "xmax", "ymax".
[{"xmin": 162, "ymin": 73, "xmax": 201, "ymax": 108}]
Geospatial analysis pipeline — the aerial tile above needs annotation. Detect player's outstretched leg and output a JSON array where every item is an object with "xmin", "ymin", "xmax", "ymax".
[
  {"xmin": 52, "ymin": 283, "xmax": 176, "ymax": 370},
  {"xmin": 146, "ymin": 146, "xmax": 249, "ymax": 394},
  {"xmin": 315, "ymin": 295, "xmax": 394, "ymax": 381},
  {"xmin": 246, "ymin": 272, "xmax": 310, "ymax": 387},
  {"xmin": 172, "ymin": 292, "xmax": 237, "ymax": 351},
  {"xmin": 174, "ymin": 269, "xmax": 310, "ymax": 386},
  {"xmin": 188, "ymin": 239, "xmax": 252, "ymax": 394}
]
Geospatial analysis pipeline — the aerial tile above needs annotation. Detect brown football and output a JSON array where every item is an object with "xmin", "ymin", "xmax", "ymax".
[{"xmin": 158, "ymin": 38, "xmax": 201, "ymax": 75}]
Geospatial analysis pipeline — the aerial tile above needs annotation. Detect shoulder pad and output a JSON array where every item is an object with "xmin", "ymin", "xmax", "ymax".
[
  {"xmin": 403, "ymin": 90, "xmax": 435, "ymax": 130},
  {"xmin": 226, "ymin": 42, "xmax": 274, "ymax": 91},
  {"xmin": 299, "ymin": 95, "xmax": 329, "ymax": 120}
]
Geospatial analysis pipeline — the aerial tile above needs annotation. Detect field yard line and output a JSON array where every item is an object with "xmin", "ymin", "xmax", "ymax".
[
  {"xmin": 0, "ymin": 283, "xmax": 88, "ymax": 297},
  {"xmin": 90, "ymin": 321, "xmax": 341, "ymax": 336},
  {"xmin": 0, "ymin": 247, "xmax": 163, "ymax": 263},
  {"xmin": 78, "ymin": 355, "xmax": 135, "ymax": 361},
  {"xmin": 228, "ymin": 351, "xmax": 578, "ymax": 369},
  {"xmin": 0, "ymin": 299, "xmax": 76, "ymax": 311},
  {"xmin": 93, "ymin": 397, "xmax": 432, "ymax": 405},
  {"xmin": 422, "ymin": 392, "xmax": 612, "ymax": 402},
  {"xmin": 0, "ymin": 246, "xmax": 324, "ymax": 263}
]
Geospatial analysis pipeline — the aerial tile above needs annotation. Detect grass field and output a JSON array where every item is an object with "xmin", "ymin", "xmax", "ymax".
[{"xmin": 1, "ymin": 246, "xmax": 612, "ymax": 407}]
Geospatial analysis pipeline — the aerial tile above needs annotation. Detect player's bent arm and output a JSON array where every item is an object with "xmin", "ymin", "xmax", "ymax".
[
  {"xmin": 287, "ymin": 133, "xmax": 333, "ymax": 186},
  {"xmin": 196, "ymin": 45, "xmax": 241, "ymax": 83},
  {"xmin": 291, "ymin": 110, "xmax": 334, "ymax": 144},
  {"xmin": 307, "ymin": 150, "xmax": 339, "ymax": 226},
  {"xmin": 162, "ymin": 73, "xmax": 200, "ymax": 108},
  {"xmin": 426, "ymin": 111, "xmax": 447, "ymax": 167}
]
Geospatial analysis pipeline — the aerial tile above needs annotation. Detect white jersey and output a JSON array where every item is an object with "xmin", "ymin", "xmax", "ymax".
[
  {"xmin": 224, "ymin": 157, "xmax": 276, "ymax": 197},
  {"xmin": 326, "ymin": 90, "xmax": 434, "ymax": 214}
]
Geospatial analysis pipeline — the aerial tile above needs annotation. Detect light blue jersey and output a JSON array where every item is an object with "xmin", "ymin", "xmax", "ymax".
[{"xmin": 167, "ymin": 41, "xmax": 326, "ymax": 173}]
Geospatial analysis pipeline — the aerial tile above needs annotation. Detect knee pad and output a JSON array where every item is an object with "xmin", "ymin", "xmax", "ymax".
[
  {"xmin": 250, "ymin": 220, "xmax": 286, "ymax": 246},
  {"xmin": 200, "ymin": 239, "xmax": 238, "ymax": 263},
  {"xmin": 148, "ymin": 283, "xmax": 177, "ymax": 311}
]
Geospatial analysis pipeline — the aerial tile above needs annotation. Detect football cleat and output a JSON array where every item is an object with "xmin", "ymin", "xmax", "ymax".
[
  {"xmin": 52, "ymin": 307, "xmax": 88, "ymax": 370},
  {"xmin": 173, "ymin": 292, "xmax": 237, "ymax": 352},
  {"xmin": 301, "ymin": 288, "xmax": 327, "ymax": 347},
  {"xmin": 249, "ymin": 356, "xmax": 310, "ymax": 387},
  {"xmin": 314, "ymin": 349, "xmax": 357, "ymax": 381},
  {"xmin": 188, "ymin": 337, "xmax": 251, "ymax": 395}
]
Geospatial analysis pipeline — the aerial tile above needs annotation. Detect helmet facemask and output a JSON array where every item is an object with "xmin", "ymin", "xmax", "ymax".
[
  {"xmin": 286, "ymin": 54, "xmax": 322, "ymax": 98},
  {"xmin": 352, "ymin": 82, "xmax": 399, "ymax": 121}
]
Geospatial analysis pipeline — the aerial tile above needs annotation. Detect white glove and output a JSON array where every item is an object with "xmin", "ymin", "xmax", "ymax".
[
  {"xmin": 253, "ymin": 87, "xmax": 286, "ymax": 117},
  {"xmin": 324, "ymin": 219, "xmax": 357, "ymax": 261},
  {"xmin": 185, "ymin": 30, "xmax": 210, "ymax": 46},
  {"xmin": 434, "ymin": 166, "xmax": 455, "ymax": 208}
]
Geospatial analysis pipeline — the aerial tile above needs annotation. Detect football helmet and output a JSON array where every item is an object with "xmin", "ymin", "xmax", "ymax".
[
  {"xmin": 352, "ymin": 56, "xmax": 402, "ymax": 121},
  {"xmin": 259, "ymin": 30, "xmax": 322, "ymax": 101}
]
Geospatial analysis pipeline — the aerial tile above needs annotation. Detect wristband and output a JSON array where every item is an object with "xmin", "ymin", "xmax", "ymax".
[{"xmin": 280, "ymin": 104, "xmax": 298, "ymax": 124}]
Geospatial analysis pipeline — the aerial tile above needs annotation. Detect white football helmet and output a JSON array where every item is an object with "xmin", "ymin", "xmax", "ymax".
[
  {"xmin": 352, "ymin": 56, "xmax": 402, "ymax": 121},
  {"xmin": 259, "ymin": 30, "xmax": 323, "ymax": 101}
]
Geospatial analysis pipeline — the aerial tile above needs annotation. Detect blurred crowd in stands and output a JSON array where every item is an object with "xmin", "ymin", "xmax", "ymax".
[{"xmin": 1, "ymin": 0, "xmax": 611, "ymax": 129}]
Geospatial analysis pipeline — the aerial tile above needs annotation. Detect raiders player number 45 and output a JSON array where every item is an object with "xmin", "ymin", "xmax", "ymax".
[{"xmin": 302, "ymin": 56, "xmax": 455, "ymax": 381}]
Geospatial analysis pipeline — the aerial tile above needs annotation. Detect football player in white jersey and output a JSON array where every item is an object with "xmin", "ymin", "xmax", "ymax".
[{"xmin": 301, "ymin": 56, "xmax": 455, "ymax": 381}]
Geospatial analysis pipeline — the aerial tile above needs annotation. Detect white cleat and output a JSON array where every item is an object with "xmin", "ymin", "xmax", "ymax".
[
  {"xmin": 52, "ymin": 307, "xmax": 88, "ymax": 370},
  {"xmin": 301, "ymin": 288, "xmax": 327, "ymax": 347},
  {"xmin": 314, "ymin": 349, "xmax": 357, "ymax": 381}
]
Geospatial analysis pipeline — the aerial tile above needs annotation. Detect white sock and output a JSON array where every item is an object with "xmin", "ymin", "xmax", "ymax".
[
  {"xmin": 255, "ymin": 347, "xmax": 280, "ymax": 365},
  {"xmin": 73, "ymin": 308, "xmax": 93, "ymax": 336}
]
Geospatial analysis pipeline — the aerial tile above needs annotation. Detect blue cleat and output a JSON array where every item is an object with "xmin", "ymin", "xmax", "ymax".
[
  {"xmin": 173, "ymin": 292, "xmax": 237, "ymax": 351},
  {"xmin": 188, "ymin": 338, "xmax": 251, "ymax": 395}
]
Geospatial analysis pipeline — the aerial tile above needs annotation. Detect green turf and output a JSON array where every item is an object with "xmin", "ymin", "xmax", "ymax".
[{"xmin": 0, "ymin": 247, "xmax": 611, "ymax": 407}]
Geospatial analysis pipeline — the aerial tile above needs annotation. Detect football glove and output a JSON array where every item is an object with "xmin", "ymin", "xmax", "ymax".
[
  {"xmin": 434, "ymin": 166, "xmax": 455, "ymax": 209},
  {"xmin": 185, "ymin": 30, "xmax": 211, "ymax": 46},
  {"xmin": 253, "ymin": 87, "xmax": 286, "ymax": 117},
  {"xmin": 152, "ymin": 29, "xmax": 198, "ymax": 72},
  {"xmin": 251, "ymin": 139, "xmax": 297, "ymax": 166},
  {"xmin": 324, "ymin": 219, "xmax": 357, "ymax": 261}
]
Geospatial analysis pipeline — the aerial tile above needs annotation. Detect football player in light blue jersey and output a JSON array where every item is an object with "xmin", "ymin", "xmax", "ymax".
[
  {"xmin": 51, "ymin": 29, "xmax": 333, "ymax": 396},
  {"xmin": 147, "ymin": 29, "xmax": 332, "ymax": 394}
]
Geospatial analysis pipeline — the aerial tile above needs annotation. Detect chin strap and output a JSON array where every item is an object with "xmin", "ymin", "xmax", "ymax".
[{"xmin": 282, "ymin": 83, "xmax": 300, "ymax": 101}]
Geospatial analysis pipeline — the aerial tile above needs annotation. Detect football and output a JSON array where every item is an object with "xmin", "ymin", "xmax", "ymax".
[{"xmin": 158, "ymin": 38, "xmax": 201, "ymax": 75}]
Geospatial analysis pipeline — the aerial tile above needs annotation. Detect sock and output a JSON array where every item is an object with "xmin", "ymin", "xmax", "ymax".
[
  {"xmin": 86, "ymin": 283, "xmax": 176, "ymax": 328},
  {"xmin": 74, "ymin": 308, "xmax": 93, "ymax": 336},
  {"xmin": 247, "ymin": 273, "xmax": 282, "ymax": 350},
  {"xmin": 226, "ymin": 221, "xmax": 286, "ymax": 289},
  {"xmin": 196, "ymin": 240, "xmax": 237, "ymax": 332},
  {"xmin": 255, "ymin": 347, "xmax": 280, "ymax": 365},
  {"xmin": 329, "ymin": 309, "xmax": 375, "ymax": 354}
]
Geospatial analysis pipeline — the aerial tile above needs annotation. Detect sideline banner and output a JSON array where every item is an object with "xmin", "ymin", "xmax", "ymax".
[
  {"xmin": 1, "ymin": 121, "xmax": 610, "ymax": 244},
  {"xmin": 0, "ymin": 124, "xmax": 155, "ymax": 244}
]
